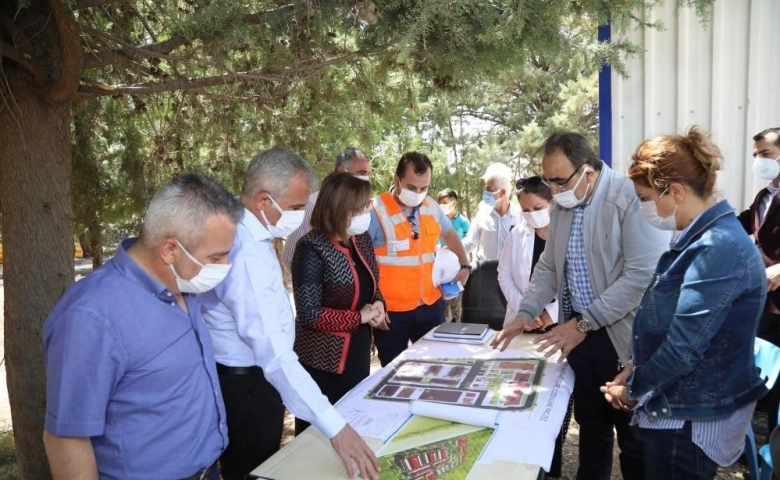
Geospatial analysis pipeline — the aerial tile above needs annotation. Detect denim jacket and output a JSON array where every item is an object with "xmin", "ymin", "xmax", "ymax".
[{"xmin": 628, "ymin": 200, "xmax": 768, "ymax": 419}]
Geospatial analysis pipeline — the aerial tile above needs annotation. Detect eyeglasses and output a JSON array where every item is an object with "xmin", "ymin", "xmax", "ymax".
[{"xmin": 541, "ymin": 164, "xmax": 584, "ymax": 190}]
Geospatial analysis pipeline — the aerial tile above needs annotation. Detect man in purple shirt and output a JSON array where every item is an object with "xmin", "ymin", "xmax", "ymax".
[{"xmin": 43, "ymin": 174, "xmax": 242, "ymax": 480}]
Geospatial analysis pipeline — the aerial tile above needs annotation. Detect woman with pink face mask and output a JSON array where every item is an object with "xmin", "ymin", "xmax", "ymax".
[{"xmin": 497, "ymin": 176, "xmax": 559, "ymax": 331}]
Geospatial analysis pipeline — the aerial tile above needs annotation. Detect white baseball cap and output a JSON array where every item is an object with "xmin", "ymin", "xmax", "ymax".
[{"xmin": 432, "ymin": 248, "xmax": 461, "ymax": 287}]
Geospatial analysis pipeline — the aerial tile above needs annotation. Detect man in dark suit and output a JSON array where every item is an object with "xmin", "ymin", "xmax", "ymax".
[{"xmin": 738, "ymin": 126, "xmax": 780, "ymax": 430}]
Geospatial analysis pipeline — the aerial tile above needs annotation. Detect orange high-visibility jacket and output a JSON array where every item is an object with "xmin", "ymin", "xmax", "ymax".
[{"xmin": 372, "ymin": 191, "xmax": 442, "ymax": 312}]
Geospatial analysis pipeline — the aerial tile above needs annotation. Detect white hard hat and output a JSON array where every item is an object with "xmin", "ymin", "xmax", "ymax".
[{"xmin": 432, "ymin": 248, "xmax": 461, "ymax": 287}]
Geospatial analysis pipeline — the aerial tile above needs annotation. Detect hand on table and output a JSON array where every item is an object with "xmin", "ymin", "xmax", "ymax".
[
  {"xmin": 531, "ymin": 319, "xmax": 586, "ymax": 362},
  {"xmin": 330, "ymin": 424, "xmax": 380, "ymax": 480},
  {"xmin": 490, "ymin": 315, "xmax": 531, "ymax": 351},
  {"xmin": 535, "ymin": 309, "xmax": 554, "ymax": 329}
]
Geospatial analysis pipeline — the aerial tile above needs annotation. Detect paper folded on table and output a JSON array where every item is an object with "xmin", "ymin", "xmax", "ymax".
[{"xmin": 411, "ymin": 400, "xmax": 500, "ymax": 429}]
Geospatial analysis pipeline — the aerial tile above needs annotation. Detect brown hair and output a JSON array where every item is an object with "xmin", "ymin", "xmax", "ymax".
[
  {"xmin": 627, "ymin": 125, "xmax": 723, "ymax": 198},
  {"xmin": 310, "ymin": 172, "xmax": 372, "ymax": 239}
]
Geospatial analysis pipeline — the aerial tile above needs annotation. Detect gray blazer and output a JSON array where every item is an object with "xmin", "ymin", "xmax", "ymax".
[{"xmin": 516, "ymin": 164, "xmax": 670, "ymax": 363}]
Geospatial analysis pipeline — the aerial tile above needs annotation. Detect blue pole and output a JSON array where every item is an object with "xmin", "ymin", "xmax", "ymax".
[{"xmin": 598, "ymin": 22, "xmax": 612, "ymax": 167}]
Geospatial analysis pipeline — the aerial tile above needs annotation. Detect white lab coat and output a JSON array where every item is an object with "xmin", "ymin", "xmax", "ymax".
[{"xmin": 497, "ymin": 224, "xmax": 559, "ymax": 328}]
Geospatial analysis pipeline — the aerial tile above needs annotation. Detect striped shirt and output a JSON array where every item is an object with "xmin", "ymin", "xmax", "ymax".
[
  {"xmin": 632, "ymin": 399, "xmax": 756, "ymax": 466},
  {"xmin": 565, "ymin": 207, "xmax": 596, "ymax": 313}
]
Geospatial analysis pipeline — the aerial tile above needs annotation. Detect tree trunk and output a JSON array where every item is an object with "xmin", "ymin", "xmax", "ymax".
[{"xmin": 0, "ymin": 68, "xmax": 74, "ymax": 480}]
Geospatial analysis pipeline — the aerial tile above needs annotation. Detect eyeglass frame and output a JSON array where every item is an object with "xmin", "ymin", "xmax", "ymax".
[{"xmin": 541, "ymin": 163, "xmax": 585, "ymax": 191}]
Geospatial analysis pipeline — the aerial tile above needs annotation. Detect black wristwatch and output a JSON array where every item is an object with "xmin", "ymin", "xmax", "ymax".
[{"xmin": 460, "ymin": 264, "xmax": 473, "ymax": 272}]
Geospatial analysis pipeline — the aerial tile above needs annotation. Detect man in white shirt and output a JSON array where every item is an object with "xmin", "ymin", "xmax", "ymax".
[
  {"xmin": 463, "ymin": 162, "xmax": 524, "ymax": 260},
  {"xmin": 281, "ymin": 147, "xmax": 372, "ymax": 268},
  {"xmin": 201, "ymin": 147, "xmax": 379, "ymax": 480}
]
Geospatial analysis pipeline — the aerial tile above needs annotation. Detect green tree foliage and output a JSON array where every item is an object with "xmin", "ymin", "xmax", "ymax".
[{"xmin": 0, "ymin": 1, "xmax": 713, "ymax": 478}]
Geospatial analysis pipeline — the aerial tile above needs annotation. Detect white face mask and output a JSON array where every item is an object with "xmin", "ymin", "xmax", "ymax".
[
  {"xmin": 354, "ymin": 175, "xmax": 370, "ymax": 182},
  {"xmin": 260, "ymin": 195, "xmax": 305, "ymax": 238},
  {"xmin": 552, "ymin": 169, "xmax": 590, "ymax": 208},
  {"xmin": 169, "ymin": 240, "xmax": 231, "ymax": 294},
  {"xmin": 752, "ymin": 156, "xmax": 780, "ymax": 181},
  {"xmin": 639, "ymin": 190, "xmax": 678, "ymax": 231},
  {"xmin": 522, "ymin": 208, "xmax": 550, "ymax": 229},
  {"xmin": 398, "ymin": 187, "xmax": 426, "ymax": 207},
  {"xmin": 347, "ymin": 212, "xmax": 371, "ymax": 236}
]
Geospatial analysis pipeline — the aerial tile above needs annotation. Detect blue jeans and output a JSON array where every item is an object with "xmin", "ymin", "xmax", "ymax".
[
  {"xmin": 639, "ymin": 422, "xmax": 718, "ymax": 480},
  {"xmin": 374, "ymin": 298, "xmax": 445, "ymax": 366}
]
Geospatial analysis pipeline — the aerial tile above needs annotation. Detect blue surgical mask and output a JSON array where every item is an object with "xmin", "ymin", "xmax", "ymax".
[{"xmin": 482, "ymin": 190, "xmax": 499, "ymax": 207}]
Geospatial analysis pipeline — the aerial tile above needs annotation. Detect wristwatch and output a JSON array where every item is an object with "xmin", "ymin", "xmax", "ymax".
[
  {"xmin": 460, "ymin": 264, "xmax": 473, "ymax": 272},
  {"xmin": 576, "ymin": 316, "xmax": 593, "ymax": 334}
]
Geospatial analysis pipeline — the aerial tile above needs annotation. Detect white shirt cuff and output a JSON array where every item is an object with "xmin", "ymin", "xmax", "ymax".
[{"xmin": 314, "ymin": 405, "xmax": 347, "ymax": 439}]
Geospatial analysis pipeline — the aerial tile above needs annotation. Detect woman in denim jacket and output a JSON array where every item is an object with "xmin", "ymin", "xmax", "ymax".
[{"xmin": 601, "ymin": 126, "xmax": 768, "ymax": 479}]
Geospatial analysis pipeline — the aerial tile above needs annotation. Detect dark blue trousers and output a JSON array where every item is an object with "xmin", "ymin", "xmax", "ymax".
[
  {"xmin": 374, "ymin": 298, "xmax": 445, "ymax": 367},
  {"xmin": 566, "ymin": 328, "xmax": 645, "ymax": 480},
  {"xmin": 640, "ymin": 422, "xmax": 718, "ymax": 480}
]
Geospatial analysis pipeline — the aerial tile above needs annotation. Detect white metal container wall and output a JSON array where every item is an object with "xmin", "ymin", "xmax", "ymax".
[{"xmin": 611, "ymin": 0, "xmax": 780, "ymax": 211}]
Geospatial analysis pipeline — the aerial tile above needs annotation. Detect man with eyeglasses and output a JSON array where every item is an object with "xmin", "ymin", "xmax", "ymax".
[{"xmin": 492, "ymin": 131, "xmax": 669, "ymax": 480}]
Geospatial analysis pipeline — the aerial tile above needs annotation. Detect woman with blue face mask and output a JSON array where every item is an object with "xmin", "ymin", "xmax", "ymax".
[
  {"xmin": 290, "ymin": 172, "xmax": 389, "ymax": 435},
  {"xmin": 601, "ymin": 126, "xmax": 768, "ymax": 480}
]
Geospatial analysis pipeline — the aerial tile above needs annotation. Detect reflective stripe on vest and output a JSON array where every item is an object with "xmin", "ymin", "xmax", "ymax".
[
  {"xmin": 372, "ymin": 192, "xmax": 442, "ymax": 310},
  {"xmin": 375, "ymin": 252, "xmax": 436, "ymax": 266}
]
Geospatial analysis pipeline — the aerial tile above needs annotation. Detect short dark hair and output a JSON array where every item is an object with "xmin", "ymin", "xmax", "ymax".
[
  {"xmin": 543, "ymin": 131, "xmax": 603, "ymax": 171},
  {"xmin": 515, "ymin": 176, "xmax": 552, "ymax": 202},
  {"xmin": 310, "ymin": 172, "xmax": 372, "ymax": 239},
  {"xmin": 437, "ymin": 188, "xmax": 459, "ymax": 203},
  {"xmin": 395, "ymin": 152, "xmax": 433, "ymax": 178},
  {"xmin": 753, "ymin": 127, "xmax": 780, "ymax": 147}
]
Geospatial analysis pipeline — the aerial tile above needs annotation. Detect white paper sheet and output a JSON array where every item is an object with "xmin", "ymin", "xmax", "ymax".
[
  {"xmin": 337, "ymin": 333, "xmax": 574, "ymax": 468},
  {"xmin": 479, "ymin": 419, "xmax": 560, "ymax": 470},
  {"xmin": 411, "ymin": 400, "xmax": 499, "ymax": 428},
  {"xmin": 335, "ymin": 405, "xmax": 411, "ymax": 441}
]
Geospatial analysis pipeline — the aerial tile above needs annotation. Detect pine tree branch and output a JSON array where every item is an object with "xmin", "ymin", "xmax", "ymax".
[
  {"xmin": 73, "ymin": 0, "xmax": 124, "ymax": 9},
  {"xmin": 78, "ymin": 38, "xmax": 402, "ymax": 98},
  {"xmin": 458, "ymin": 107, "xmax": 509, "ymax": 127},
  {"xmin": 45, "ymin": 0, "xmax": 82, "ymax": 104},
  {"xmin": 82, "ymin": 5, "xmax": 297, "ymax": 70},
  {"xmin": 0, "ymin": 42, "xmax": 45, "ymax": 85},
  {"xmin": 81, "ymin": 25, "xmax": 182, "ymax": 63}
]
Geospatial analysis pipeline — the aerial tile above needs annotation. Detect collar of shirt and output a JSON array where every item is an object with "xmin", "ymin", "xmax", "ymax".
[
  {"xmin": 240, "ymin": 207, "xmax": 272, "ymax": 242},
  {"xmin": 767, "ymin": 182, "xmax": 780, "ymax": 196},
  {"xmin": 491, "ymin": 202, "xmax": 522, "ymax": 219},
  {"xmin": 113, "ymin": 238, "xmax": 181, "ymax": 303}
]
